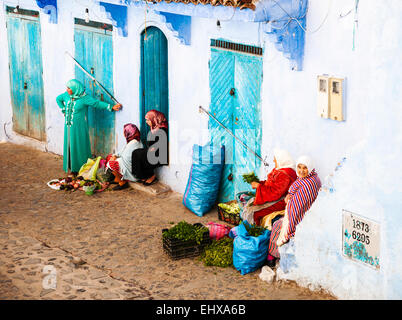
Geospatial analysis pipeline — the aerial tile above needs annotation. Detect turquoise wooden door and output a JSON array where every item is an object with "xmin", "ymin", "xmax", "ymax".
[
  {"xmin": 74, "ymin": 20, "xmax": 115, "ymax": 157},
  {"xmin": 6, "ymin": 7, "xmax": 46, "ymax": 141},
  {"xmin": 209, "ymin": 45, "xmax": 263, "ymax": 203},
  {"xmin": 140, "ymin": 27, "xmax": 169, "ymax": 143}
]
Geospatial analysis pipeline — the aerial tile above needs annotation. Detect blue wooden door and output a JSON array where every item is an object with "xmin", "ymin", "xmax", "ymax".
[
  {"xmin": 6, "ymin": 8, "xmax": 46, "ymax": 141},
  {"xmin": 209, "ymin": 46, "xmax": 263, "ymax": 203},
  {"xmin": 74, "ymin": 21, "xmax": 115, "ymax": 157},
  {"xmin": 140, "ymin": 27, "xmax": 169, "ymax": 143}
]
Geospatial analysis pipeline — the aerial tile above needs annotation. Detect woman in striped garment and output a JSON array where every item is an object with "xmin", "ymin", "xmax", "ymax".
[{"xmin": 266, "ymin": 155, "xmax": 321, "ymax": 267}]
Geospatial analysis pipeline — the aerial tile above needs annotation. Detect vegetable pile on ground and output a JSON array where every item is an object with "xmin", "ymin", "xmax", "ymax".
[
  {"xmin": 162, "ymin": 221, "xmax": 209, "ymax": 245},
  {"xmin": 242, "ymin": 172, "xmax": 259, "ymax": 184},
  {"xmin": 218, "ymin": 202, "xmax": 240, "ymax": 215},
  {"xmin": 49, "ymin": 176, "xmax": 102, "ymax": 192},
  {"xmin": 244, "ymin": 223, "xmax": 266, "ymax": 237},
  {"xmin": 200, "ymin": 237, "xmax": 234, "ymax": 268}
]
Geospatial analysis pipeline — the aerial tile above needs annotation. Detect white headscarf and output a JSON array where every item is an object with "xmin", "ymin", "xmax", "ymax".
[
  {"xmin": 273, "ymin": 148, "xmax": 295, "ymax": 170},
  {"xmin": 296, "ymin": 155, "xmax": 314, "ymax": 177}
]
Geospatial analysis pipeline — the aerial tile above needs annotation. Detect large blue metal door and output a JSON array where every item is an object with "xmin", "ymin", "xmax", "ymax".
[
  {"xmin": 209, "ymin": 46, "xmax": 263, "ymax": 202},
  {"xmin": 140, "ymin": 27, "xmax": 169, "ymax": 143},
  {"xmin": 6, "ymin": 7, "xmax": 46, "ymax": 141},
  {"xmin": 74, "ymin": 20, "xmax": 115, "ymax": 157}
]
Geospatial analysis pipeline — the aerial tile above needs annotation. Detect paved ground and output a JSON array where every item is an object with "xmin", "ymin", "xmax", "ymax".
[{"xmin": 0, "ymin": 142, "xmax": 335, "ymax": 300}]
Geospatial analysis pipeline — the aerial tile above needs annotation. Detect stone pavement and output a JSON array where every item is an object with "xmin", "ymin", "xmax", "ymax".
[
  {"xmin": 0, "ymin": 221, "xmax": 150, "ymax": 300},
  {"xmin": 0, "ymin": 142, "xmax": 335, "ymax": 300}
]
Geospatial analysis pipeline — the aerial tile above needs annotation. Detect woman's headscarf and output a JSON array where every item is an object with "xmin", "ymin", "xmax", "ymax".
[
  {"xmin": 123, "ymin": 123, "xmax": 140, "ymax": 143},
  {"xmin": 273, "ymin": 148, "xmax": 295, "ymax": 169},
  {"xmin": 145, "ymin": 110, "xmax": 168, "ymax": 133},
  {"xmin": 66, "ymin": 79, "xmax": 86, "ymax": 99},
  {"xmin": 296, "ymin": 155, "xmax": 314, "ymax": 177}
]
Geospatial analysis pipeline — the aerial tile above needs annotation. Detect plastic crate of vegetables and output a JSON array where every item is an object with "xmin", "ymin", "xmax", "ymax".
[
  {"xmin": 217, "ymin": 200, "xmax": 241, "ymax": 225},
  {"xmin": 162, "ymin": 221, "xmax": 211, "ymax": 260}
]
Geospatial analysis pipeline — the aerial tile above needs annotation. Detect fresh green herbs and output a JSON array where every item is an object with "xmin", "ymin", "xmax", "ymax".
[
  {"xmin": 162, "ymin": 221, "xmax": 208, "ymax": 245},
  {"xmin": 244, "ymin": 223, "xmax": 266, "ymax": 237},
  {"xmin": 242, "ymin": 172, "xmax": 259, "ymax": 184},
  {"xmin": 201, "ymin": 237, "xmax": 234, "ymax": 268}
]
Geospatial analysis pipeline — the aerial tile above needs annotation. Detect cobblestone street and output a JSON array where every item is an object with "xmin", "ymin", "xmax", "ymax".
[{"xmin": 0, "ymin": 142, "xmax": 335, "ymax": 300}]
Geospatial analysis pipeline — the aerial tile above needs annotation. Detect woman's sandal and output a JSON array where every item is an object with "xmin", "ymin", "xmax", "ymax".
[
  {"xmin": 112, "ymin": 183, "xmax": 129, "ymax": 191},
  {"xmin": 143, "ymin": 177, "xmax": 158, "ymax": 186}
]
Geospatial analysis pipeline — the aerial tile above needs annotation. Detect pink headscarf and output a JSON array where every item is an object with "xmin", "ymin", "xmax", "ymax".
[
  {"xmin": 145, "ymin": 110, "xmax": 168, "ymax": 133},
  {"xmin": 123, "ymin": 123, "xmax": 140, "ymax": 143}
]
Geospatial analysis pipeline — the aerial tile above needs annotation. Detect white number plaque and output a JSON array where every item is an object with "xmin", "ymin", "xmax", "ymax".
[{"xmin": 342, "ymin": 210, "xmax": 380, "ymax": 270}]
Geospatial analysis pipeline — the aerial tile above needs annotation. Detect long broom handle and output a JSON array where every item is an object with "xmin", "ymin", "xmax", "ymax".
[
  {"xmin": 199, "ymin": 106, "xmax": 269, "ymax": 167},
  {"xmin": 65, "ymin": 51, "xmax": 120, "ymax": 105}
]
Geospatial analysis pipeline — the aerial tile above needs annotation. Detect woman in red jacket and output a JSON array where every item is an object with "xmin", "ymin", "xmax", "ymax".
[{"xmin": 251, "ymin": 149, "xmax": 297, "ymax": 225}]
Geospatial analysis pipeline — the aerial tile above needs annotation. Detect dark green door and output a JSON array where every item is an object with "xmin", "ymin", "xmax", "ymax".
[
  {"xmin": 140, "ymin": 26, "xmax": 169, "ymax": 143},
  {"xmin": 74, "ymin": 20, "xmax": 115, "ymax": 157}
]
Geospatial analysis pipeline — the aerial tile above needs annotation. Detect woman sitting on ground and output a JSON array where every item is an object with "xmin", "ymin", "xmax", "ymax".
[
  {"xmin": 132, "ymin": 110, "xmax": 168, "ymax": 186},
  {"xmin": 249, "ymin": 149, "xmax": 297, "ymax": 226},
  {"xmin": 107, "ymin": 123, "xmax": 143, "ymax": 190},
  {"xmin": 267, "ymin": 155, "xmax": 321, "ymax": 268}
]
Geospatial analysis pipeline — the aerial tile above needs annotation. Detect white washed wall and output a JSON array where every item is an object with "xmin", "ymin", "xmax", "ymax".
[{"xmin": 262, "ymin": 0, "xmax": 402, "ymax": 299}]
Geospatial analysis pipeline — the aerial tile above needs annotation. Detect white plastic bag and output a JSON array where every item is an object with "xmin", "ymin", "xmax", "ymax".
[{"xmin": 259, "ymin": 266, "xmax": 276, "ymax": 283}]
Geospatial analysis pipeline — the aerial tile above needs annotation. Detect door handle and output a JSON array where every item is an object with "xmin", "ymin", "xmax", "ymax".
[
  {"xmin": 23, "ymin": 82, "xmax": 28, "ymax": 90},
  {"xmin": 228, "ymin": 173, "xmax": 233, "ymax": 181},
  {"xmin": 229, "ymin": 88, "xmax": 235, "ymax": 96}
]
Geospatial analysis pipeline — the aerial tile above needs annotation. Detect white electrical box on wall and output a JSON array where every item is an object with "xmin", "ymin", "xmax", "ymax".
[
  {"xmin": 317, "ymin": 75, "xmax": 346, "ymax": 121},
  {"xmin": 317, "ymin": 75, "xmax": 330, "ymax": 118},
  {"xmin": 329, "ymin": 77, "xmax": 346, "ymax": 121}
]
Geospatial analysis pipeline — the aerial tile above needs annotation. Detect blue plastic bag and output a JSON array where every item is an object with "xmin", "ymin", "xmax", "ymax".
[
  {"xmin": 233, "ymin": 221, "xmax": 271, "ymax": 275},
  {"xmin": 182, "ymin": 143, "xmax": 225, "ymax": 217}
]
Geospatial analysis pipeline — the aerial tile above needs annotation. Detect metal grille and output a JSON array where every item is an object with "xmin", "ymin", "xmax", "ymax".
[
  {"xmin": 211, "ymin": 39, "xmax": 263, "ymax": 56},
  {"xmin": 74, "ymin": 18, "xmax": 113, "ymax": 31},
  {"xmin": 6, "ymin": 6, "xmax": 39, "ymax": 17}
]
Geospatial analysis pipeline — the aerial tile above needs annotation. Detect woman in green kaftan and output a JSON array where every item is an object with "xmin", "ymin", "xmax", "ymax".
[{"xmin": 56, "ymin": 79, "xmax": 121, "ymax": 173}]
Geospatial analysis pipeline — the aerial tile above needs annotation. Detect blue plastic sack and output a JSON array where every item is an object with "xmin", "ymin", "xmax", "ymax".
[
  {"xmin": 182, "ymin": 143, "xmax": 225, "ymax": 217},
  {"xmin": 233, "ymin": 221, "xmax": 271, "ymax": 275},
  {"xmin": 228, "ymin": 225, "xmax": 239, "ymax": 239}
]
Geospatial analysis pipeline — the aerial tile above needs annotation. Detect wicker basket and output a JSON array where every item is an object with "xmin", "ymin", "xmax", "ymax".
[{"xmin": 217, "ymin": 200, "xmax": 241, "ymax": 226}]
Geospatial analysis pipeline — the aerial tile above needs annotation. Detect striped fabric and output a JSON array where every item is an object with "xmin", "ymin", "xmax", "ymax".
[
  {"xmin": 268, "ymin": 169, "xmax": 321, "ymax": 258},
  {"xmin": 268, "ymin": 218, "xmax": 284, "ymax": 258}
]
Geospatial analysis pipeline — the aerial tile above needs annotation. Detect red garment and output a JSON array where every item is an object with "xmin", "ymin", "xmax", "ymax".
[
  {"xmin": 108, "ymin": 160, "xmax": 120, "ymax": 173},
  {"xmin": 253, "ymin": 199, "xmax": 286, "ymax": 226},
  {"xmin": 252, "ymin": 168, "xmax": 297, "ymax": 226},
  {"xmin": 253, "ymin": 168, "xmax": 297, "ymax": 205}
]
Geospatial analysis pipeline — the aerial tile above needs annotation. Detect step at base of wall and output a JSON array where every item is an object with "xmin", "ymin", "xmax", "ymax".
[{"xmin": 128, "ymin": 181, "xmax": 171, "ymax": 196}]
